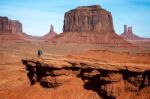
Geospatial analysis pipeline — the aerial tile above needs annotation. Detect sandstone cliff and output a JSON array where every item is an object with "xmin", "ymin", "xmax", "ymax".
[
  {"xmin": 0, "ymin": 16, "xmax": 28, "ymax": 42},
  {"xmin": 22, "ymin": 53, "xmax": 150, "ymax": 99},
  {"xmin": 0, "ymin": 16, "xmax": 22, "ymax": 33},
  {"xmin": 63, "ymin": 5, "xmax": 114, "ymax": 33},
  {"xmin": 52, "ymin": 5, "xmax": 129, "ymax": 46}
]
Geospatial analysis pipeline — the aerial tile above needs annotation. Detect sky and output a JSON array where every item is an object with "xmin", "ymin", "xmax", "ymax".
[{"xmin": 0, "ymin": 0, "xmax": 150, "ymax": 37}]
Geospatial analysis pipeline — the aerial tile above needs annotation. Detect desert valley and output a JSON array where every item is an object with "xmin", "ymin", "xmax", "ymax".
[{"xmin": 0, "ymin": 5, "xmax": 150, "ymax": 99}]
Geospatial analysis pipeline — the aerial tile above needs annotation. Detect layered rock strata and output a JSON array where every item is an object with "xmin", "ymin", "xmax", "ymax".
[
  {"xmin": 0, "ymin": 16, "xmax": 22, "ymax": 33},
  {"xmin": 63, "ymin": 5, "xmax": 114, "ymax": 33},
  {"xmin": 22, "ymin": 57, "xmax": 150, "ymax": 99},
  {"xmin": 0, "ymin": 16, "xmax": 28, "ymax": 42},
  {"xmin": 52, "ymin": 5, "xmax": 130, "ymax": 46}
]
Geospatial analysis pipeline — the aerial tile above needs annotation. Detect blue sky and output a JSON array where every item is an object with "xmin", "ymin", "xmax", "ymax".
[{"xmin": 0, "ymin": 0, "xmax": 150, "ymax": 37}]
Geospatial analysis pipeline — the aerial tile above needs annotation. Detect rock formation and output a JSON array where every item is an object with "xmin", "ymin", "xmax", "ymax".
[
  {"xmin": 22, "ymin": 55, "xmax": 150, "ymax": 99},
  {"xmin": 63, "ymin": 5, "xmax": 114, "ymax": 33},
  {"xmin": 120, "ymin": 25, "xmax": 143, "ymax": 40},
  {"xmin": 42, "ymin": 24, "xmax": 57, "ymax": 41},
  {"xmin": 0, "ymin": 16, "xmax": 22, "ymax": 33},
  {"xmin": 0, "ymin": 16, "xmax": 27, "ymax": 42},
  {"xmin": 52, "ymin": 5, "xmax": 129, "ymax": 46}
]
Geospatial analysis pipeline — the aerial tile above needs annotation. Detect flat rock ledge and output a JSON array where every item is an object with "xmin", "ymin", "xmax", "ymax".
[{"xmin": 22, "ymin": 57, "xmax": 150, "ymax": 98}]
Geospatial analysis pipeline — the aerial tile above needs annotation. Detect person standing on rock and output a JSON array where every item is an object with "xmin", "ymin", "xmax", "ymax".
[{"xmin": 37, "ymin": 49, "xmax": 43, "ymax": 57}]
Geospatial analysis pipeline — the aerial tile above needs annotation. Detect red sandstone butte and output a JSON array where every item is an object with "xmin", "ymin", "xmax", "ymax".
[
  {"xmin": 0, "ymin": 16, "xmax": 26, "ymax": 42},
  {"xmin": 51, "ymin": 5, "xmax": 129, "ymax": 45}
]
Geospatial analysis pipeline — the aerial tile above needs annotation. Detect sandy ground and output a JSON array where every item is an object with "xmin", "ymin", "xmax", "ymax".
[{"xmin": 0, "ymin": 42, "xmax": 150, "ymax": 99}]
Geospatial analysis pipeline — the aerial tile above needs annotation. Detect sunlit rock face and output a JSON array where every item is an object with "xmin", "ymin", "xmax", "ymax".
[
  {"xmin": 22, "ymin": 57, "xmax": 150, "ymax": 99},
  {"xmin": 63, "ymin": 5, "xmax": 115, "ymax": 33},
  {"xmin": 51, "ymin": 5, "xmax": 129, "ymax": 45},
  {"xmin": 0, "ymin": 16, "xmax": 26, "ymax": 42},
  {"xmin": 0, "ymin": 16, "xmax": 22, "ymax": 33}
]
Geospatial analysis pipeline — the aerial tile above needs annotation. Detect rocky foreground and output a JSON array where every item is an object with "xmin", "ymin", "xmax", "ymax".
[{"xmin": 22, "ymin": 51, "xmax": 150, "ymax": 99}]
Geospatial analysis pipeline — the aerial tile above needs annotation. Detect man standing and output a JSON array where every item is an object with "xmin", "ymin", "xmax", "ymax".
[{"xmin": 37, "ymin": 49, "xmax": 43, "ymax": 57}]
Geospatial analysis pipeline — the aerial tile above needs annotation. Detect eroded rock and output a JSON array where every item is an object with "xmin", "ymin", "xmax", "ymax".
[
  {"xmin": 100, "ymin": 81, "xmax": 125, "ymax": 98},
  {"xmin": 22, "ymin": 57, "xmax": 150, "ymax": 99},
  {"xmin": 43, "ymin": 24, "xmax": 57, "ymax": 41},
  {"xmin": 51, "ymin": 5, "xmax": 130, "ymax": 46},
  {"xmin": 100, "ymin": 72, "xmax": 123, "ymax": 82},
  {"xmin": 63, "ymin": 5, "xmax": 114, "ymax": 33},
  {"xmin": 0, "ymin": 16, "xmax": 22, "ymax": 33}
]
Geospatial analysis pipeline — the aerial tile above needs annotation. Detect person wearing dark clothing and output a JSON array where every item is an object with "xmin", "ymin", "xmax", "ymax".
[{"xmin": 37, "ymin": 49, "xmax": 43, "ymax": 57}]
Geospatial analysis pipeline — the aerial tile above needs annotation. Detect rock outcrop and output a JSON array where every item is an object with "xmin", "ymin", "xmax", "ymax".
[
  {"xmin": 120, "ymin": 25, "xmax": 150, "ymax": 41},
  {"xmin": 120, "ymin": 25, "xmax": 143, "ymax": 41},
  {"xmin": 51, "ymin": 5, "xmax": 130, "ymax": 46},
  {"xmin": 42, "ymin": 24, "xmax": 57, "ymax": 41},
  {"xmin": 22, "ymin": 56, "xmax": 150, "ymax": 99},
  {"xmin": 0, "ymin": 16, "xmax": 22, "ymax": 33},
  {"xmin": 0, "ymin": 16, "xmax": 28, "ymax": 42},
  {"xmin": 63, "ymin": 5, "xmax": 114, "ymax": 33}
]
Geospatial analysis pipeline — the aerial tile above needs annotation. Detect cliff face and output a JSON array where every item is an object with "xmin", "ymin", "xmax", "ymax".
[
  {"xmin": 52, "ymin": 5, "xmax": 129, "ymax": 45},
  {"xmin": 0, "ymin": 16, "xmax": 27, "ymax": 42},
  {"xmin": 22, "ymin": 55, "xmax": 150, "ymax": 99},
  {"xmin": 63, "ymin": 5, "xmax": 114, "ymax": 33},
  {"xmin": 0, "ymin": 16, "xmax": 22, "ymax": 33}
]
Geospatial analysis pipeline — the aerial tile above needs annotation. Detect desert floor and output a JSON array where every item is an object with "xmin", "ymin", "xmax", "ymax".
[{"xmin": 0, "ymin": 42, "xmax": 150, "ymax": 99}]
